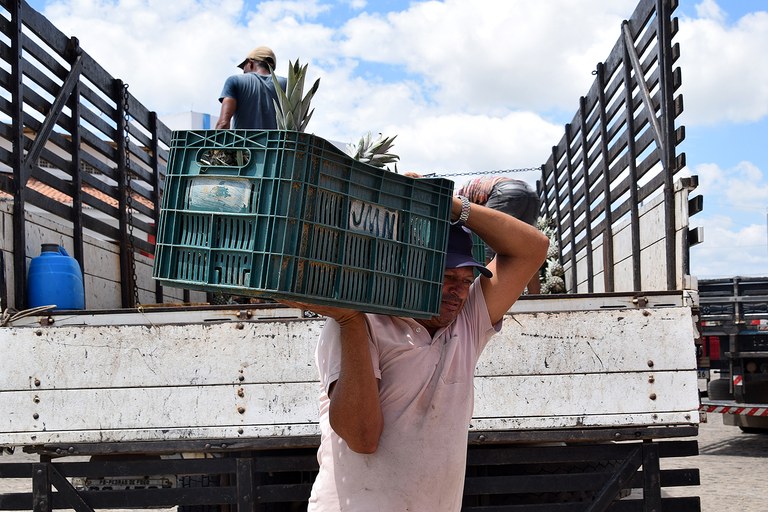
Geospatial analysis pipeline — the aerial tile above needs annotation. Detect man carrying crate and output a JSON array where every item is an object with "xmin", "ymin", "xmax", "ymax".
[{"xmin": 282, "ymin": 195, "xmax": 549, "ymax": 511}]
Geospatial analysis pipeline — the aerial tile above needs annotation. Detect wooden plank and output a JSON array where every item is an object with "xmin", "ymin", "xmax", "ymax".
[
  {"xmin": 0, "ymin": 320, "xmax": 323, "ymax": 389},
  {"xmin": 473, "ymin": 371, "xmax": 698, "ymax": 418},
  {"xmin": 0, "ymin": 306, "xmax": 694, "ymax": 389},
  {"xmin": 83, "ymin": 273, "xmax": 122, "ymax": 307},
  {"xmin": 0, "ymin": 421, "xmax": 322, "ymax": 447},
  {"xmin": 1, "ymin": 207, "xmax": 205, "ymax": 310},
  {"xmin": 480, "ymin": 307, "xmax": 696, "ymax": 375},
  {"xmin": 0, "ymin": 302, "xmax": 698, "ymax": 445},
  {"xmin": 469, "ymin": 411, "xmax": 696, "ymax": 433},
  {"xmin": 0, "ymin": 382, "xmax": 321, "ymax": 431},
  {"xmin": 572, "ymin": 182, "xmax": 691, "ymax": 292},
  {"xmin": 79, "ymin": 105, "xmax": 121, "ymax": 146},
  {"xmin": 0, "ymin": 371, "xmax": 697, "ymax": 439},
  {"xmin": 78, "ymin": 79, "xmax": 118, "ymax": 122},
  {"xmin": 640, "ymin": 239, "xmax": 668, "ymax": 290}
]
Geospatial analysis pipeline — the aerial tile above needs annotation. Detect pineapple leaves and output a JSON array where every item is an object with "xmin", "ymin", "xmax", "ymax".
[
  {"xmin": 345, "ymin": 132, "xmax": 400, "ymax": 171},
  {"xmin": 272, "ymin": 59, "xmax": 320, "ymax": 132},
  {"xmin": 269, "ymin": 59, "xmax": 400, "ymax": 172}
]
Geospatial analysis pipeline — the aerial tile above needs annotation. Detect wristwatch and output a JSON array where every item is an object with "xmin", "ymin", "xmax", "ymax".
[{"xmin": 451, "ymin": 195, "xmax": 471, "ymax": 225}]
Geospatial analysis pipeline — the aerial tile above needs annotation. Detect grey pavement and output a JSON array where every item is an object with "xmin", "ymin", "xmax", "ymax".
[{"xmin": 662, "ymin": 415, "xmax": 768, "ymax": 512}]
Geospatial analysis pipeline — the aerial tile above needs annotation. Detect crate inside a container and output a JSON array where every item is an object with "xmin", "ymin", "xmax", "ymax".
[
  {"xmin": 471, "ymin": 232, "xmax": 487, "ymax": 265},
  {"xmin": 153, "ymin": 130, "xmax": 454, "ymax": 318}
]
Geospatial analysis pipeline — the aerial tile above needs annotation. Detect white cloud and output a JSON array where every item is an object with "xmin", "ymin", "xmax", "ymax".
[
  {"xmin": 689, "ymin": 161, "xmax": 768, "ymax": 278},
  {"xmin": 42, "ymin": 0, "xmax": 339, "ymax": 117},
  {"xmin": 722, "ymin": 161, "xmax": 768, "ymax": 212},
  {"xmin": 38, "ymin": 0, "xmax": 640, "ymax": 132},
  {"xmin": 691, "ymin": 216, "xmax": 768, "ymax": 278},
  {"xmin": 248, "ymin": 0, "xmax": 328, "ymax": 20},
  {"xmin": 694, "ymin": 0, "xmax": 725, "ymax": 22},
  {"xmin": 345, "ymin": 0, "xmax": 365, "ymax": 10},
  {"xmin": 693, "ymin": 161, "xmax": 768, "ymax": 213},
  {"xmin": 689, "ymin": 162, "xmax": 726, "ymax": 198},
  {"xmin": 677, "ymin": 6, "xmax": 768, "ymax": 125},
  {"xmin": 28, "ymin": 0, "xmax": 768, "ymax": 280},
  {"xmin": 44, "ymin": 0, "xmax": 248, "ymax": 115},
  {"xmin": 388, "ymin": 112, "xmax": 560, "ymax": 179},
  {"xmin": 337, "ymin": 0, "xmax": 637, "ymax": 113}
]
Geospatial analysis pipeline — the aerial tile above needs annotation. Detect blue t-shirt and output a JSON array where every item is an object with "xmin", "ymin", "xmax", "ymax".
[{"xmin": 218, "ymin": 73, "xmax": 287, "ymax": 129}]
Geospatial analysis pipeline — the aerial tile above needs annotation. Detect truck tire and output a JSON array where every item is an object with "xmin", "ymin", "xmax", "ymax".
[
  {"xmin": 739, "ymin": 426, "xmax": 768, "ymax": 434},
  {"xmin": 707, "ymin": 378, "xmax": 732, "ymax": 400}
]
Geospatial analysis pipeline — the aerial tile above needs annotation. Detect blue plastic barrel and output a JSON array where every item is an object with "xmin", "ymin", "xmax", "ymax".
[{"xmin": 27, "ymin": 244, "xmax": 85, "ymax": 310}]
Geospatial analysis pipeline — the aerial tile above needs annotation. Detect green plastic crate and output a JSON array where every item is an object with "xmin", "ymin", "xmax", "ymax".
[
  {"xmin": 471, "ymin": 232, "xmax": 487, "ymax": 266},
  {"xmin": 153, "ymin": 130, "xmax": 454, "ymax": 318}
]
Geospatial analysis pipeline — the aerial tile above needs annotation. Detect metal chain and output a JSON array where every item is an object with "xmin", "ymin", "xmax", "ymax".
[
  {"xmin": 122, "ymin": 83, "xmax": 140, "ymax": 307},
  {"xmin": 422, "ymin": 167, "xmax": 542, "ymax": 178}
]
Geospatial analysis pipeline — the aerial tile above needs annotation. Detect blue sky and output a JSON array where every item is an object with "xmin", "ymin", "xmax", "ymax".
[{"xmin": 23, "ymin": 0, "xmax": 768, "ymax": 280}]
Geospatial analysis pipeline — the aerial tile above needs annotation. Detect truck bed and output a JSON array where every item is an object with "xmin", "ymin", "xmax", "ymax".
[{"xmin": 0, "ymin": 292, "xmax": 699, "ymax": 450}]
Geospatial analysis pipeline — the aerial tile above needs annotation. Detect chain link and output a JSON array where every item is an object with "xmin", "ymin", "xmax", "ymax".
[
  {"xmin": 421, "ymin": 167, "xmax": 542, "ymax": 178},
  {"xmin": 122, "ymin": 83, "xmax": 140, "ymax": 307}
]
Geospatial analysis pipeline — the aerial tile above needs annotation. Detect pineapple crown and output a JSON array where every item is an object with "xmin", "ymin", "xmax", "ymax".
[
  {"xmin": 345, "ymin": 132, "xmax": 400, "ymax": 171},
  {"xmin": 271, "ymin": 59, "xmax": 320, "ymax": 132}
]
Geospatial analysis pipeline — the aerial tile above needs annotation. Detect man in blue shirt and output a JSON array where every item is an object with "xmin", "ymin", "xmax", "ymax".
[{"xmin": 216, "ymin": 46, "xmax": 288, "ymax": 129}]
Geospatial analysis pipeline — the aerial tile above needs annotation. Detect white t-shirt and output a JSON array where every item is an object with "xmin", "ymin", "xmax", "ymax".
[{"xmin": 309, "ymin": 281, "xmax": 500, "ymax": 511}]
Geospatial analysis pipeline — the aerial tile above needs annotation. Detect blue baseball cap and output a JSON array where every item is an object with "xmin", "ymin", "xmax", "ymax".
[{"xmin": 445, "ymin": 224, "xmax": 493, "ymax": 278}]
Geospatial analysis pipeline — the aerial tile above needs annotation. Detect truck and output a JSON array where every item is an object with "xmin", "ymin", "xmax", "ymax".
[
  {"xmin": 698, "ymin": 276, "xmax": 768, "ymax": 433},
  {"xmin": 1, "ymin": 0, "xmax": 703, "ymax": 510}
]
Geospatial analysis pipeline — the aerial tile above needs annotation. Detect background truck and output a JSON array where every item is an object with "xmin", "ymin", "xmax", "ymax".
[
  {"xmin": 1, "ymin": 0, "xmax": 703, "ymax": 510},
  {"xmin": 698, "ymin": 276, "xmax": 768, "ymax": 432}
]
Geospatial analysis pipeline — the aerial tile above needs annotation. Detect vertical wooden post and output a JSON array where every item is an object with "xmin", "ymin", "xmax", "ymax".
[
  {"xmin": 9, "ymin": 0, "xmax": 28, "ymax": 309},
  {"xmin": 113, "ymin": 79, "xmax": 135, "ymax": 308}
]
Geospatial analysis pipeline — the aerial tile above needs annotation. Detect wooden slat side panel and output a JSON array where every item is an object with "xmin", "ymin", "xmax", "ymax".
[
  {"xmin": 542, "ymin": 0, "xmax": 690, "ymax": 293},
  {"xmin": 0, "ymin": 1, "xmax": 172, "ymax": 309}
]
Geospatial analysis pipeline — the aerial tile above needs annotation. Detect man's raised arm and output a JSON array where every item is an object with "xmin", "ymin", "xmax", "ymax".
[{"xmin": 456, "ymin": 197, "xmax": 549, "ymax": 324}]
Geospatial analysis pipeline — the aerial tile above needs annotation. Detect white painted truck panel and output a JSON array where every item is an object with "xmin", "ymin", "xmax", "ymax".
[{"xmin": 0, "ymin": 301, "xmax": 698, "ymax": 447}]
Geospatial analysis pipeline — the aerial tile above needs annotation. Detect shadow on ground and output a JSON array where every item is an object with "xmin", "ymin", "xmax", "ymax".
[{"xmin": 698, "ymin": 430, "xmax": 768, "ymax": 457}]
